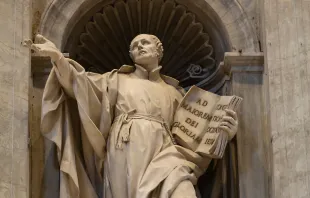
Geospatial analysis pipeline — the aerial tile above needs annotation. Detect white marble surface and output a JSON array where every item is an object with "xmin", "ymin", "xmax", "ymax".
[
  {"xmin": 0, "ymin": 0, "xmax": 30, "ymax": 197},
  {"xmin": 263, "ymin": 0, "xmax": 310, "ymax": 197},
  {"xmin": 205, "ymin": 0, "xmax": 260, "ymax": 52}
]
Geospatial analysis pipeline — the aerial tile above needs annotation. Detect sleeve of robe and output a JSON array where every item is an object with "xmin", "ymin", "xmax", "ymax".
[{"xmin": 40, "ymin": 55, "xmax": 118, "ymax": 198}]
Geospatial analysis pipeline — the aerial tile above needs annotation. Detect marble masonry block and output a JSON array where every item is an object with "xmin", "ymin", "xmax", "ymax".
[
  {"xmin": 0, "ymin": 147, "xmax": 13, "ymax": 183},
  {"xmin": 0, "ymin": 0, "xmax": 31, "ymax": 197},
  {"xmin": 0, "ymin": 181, "xmax": 11, "ymax": 198}
]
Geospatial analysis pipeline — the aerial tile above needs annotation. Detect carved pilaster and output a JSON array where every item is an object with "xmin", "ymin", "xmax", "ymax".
[{"xmin": 224, "ymin": 52, "xmax": 271, "ymax": 198}]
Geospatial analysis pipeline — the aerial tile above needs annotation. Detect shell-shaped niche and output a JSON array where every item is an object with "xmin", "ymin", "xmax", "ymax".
[{"xmin": 72, "ymin": 0, "xmax": 216, "ymax": 88}]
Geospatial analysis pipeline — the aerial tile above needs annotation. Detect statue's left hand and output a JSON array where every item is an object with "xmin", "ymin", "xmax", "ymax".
[
  {"xmin": 218, "ymin": 109, "xmax": 238, "ymax": 140},
  {"xmin": 22, "ymin": 34, "xmax": 62, "ymax": 62}
]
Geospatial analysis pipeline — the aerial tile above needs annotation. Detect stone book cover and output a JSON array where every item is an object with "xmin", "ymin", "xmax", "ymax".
[{"xmin": 172, "ymin": 86, "xmax": 242, "ymax": 158}]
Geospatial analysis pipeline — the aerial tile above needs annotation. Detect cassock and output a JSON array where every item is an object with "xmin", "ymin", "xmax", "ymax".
[{"xmin": 41, "ymin": 56, "xmax": 211, "ymax": 198}]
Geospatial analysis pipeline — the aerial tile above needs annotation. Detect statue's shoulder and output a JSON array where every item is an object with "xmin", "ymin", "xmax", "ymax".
[
  {"xmin": 160, "ymin": 74, "xmax": 179, "ymax": 88},
  {"xmin": 117, "ymin": 65, "xmax": 135, "ymax": 74},
  {"xmin": 160, "ymin": 74, "xmax": 186, "ymax": 96},
  {"xmin": 102, "ymin": 65, "xmax": 134, "ymax": 80}
]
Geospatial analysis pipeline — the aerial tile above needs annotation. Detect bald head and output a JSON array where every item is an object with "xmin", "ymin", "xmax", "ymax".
[{"xmin": 129, "ymin": 34, "xmax": 164, "ymax": 63}]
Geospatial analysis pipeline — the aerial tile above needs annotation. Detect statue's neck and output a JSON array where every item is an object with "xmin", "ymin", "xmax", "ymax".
[
  {"xmin": 134, "ymin": 64, "xmax": 162, "ymax": 81},
  {"xmin": 138, "ymin": 63, "xmax": 159, "ymax": 72}
]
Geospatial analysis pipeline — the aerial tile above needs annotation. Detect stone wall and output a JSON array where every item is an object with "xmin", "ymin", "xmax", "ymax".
[
  {"xmin": 0, "ymin": 0, "xmax": 31, "ymax": 197},
  {"xmin": 262, "ymin": 0, "xmax": 310, "ymax": 197}
]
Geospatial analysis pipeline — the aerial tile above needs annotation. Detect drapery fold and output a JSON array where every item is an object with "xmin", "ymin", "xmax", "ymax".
[
  {"xmin": 41, "ymin": 59, "xmax": 118, "ymax": 197},
  {"xmin": 40, "ymin": 58, "xmax": 212, "ymax": 198}
]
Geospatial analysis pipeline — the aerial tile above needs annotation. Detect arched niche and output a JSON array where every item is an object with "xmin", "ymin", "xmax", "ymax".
[
  {"xmin": 39, "ymin": 0, "xmax": 259, "ymax": 92},
  {"xmin": 34, "ymin": 0, "xmax": 259, "ymax": 197}
]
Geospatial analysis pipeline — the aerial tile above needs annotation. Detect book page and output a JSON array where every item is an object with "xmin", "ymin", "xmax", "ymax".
[
  {"xmin": 172, "ymin": 85, "xmax": 242, "ymax": 159},
  {"xmin": 172, "ymin": 86, "xmax": 220, "ymax": 150},
  {"xmin": 196, "ymin": 95, "xmax": 242, "ymax": 158}
]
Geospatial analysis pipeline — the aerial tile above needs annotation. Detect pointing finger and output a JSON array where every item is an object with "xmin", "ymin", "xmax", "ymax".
[{"xmin": 21, "ymin": 39, "xmax": 33, "ymax": 48}]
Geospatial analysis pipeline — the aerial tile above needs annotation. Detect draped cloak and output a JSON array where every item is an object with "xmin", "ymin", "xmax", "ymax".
[{"xmin": 41, "ymin": 56, "xmax": 212, "ymax": 198}]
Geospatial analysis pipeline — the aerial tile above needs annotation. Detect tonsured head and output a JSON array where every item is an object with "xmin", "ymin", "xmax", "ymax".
[{"xmin": 129, "ymin": 34, "xmax": 164, "ymax": 65}]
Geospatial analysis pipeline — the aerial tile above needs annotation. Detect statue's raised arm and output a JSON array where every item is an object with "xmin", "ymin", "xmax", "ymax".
[
  {"xmin": 23, "ymin": 34, "xmax": 106, "ymax": 99},
  {"xmin": 22, "ymin": 34, "xmax": 120, "ymax": 198}
]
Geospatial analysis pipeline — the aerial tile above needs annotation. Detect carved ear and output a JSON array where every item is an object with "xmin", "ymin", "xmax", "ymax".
[{"xmin": 156, "ymin": 42, "xmax": 164, "ymax": 62}]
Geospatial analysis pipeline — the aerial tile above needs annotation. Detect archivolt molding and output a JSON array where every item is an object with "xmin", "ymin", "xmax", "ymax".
[
  {"xmin": 40, "ymin": 0, "xmax": 259, "ymax": 90},
  {"xmin": 40, "ymin": 0, "xmax": 105, "ymax": 49},
  {"xmin": 40, "ymin": 0, "xmax": 258, "ymax": 51},
  {"xmin": 198, "ymin": 0, "xmax": 259, "ymax": 51}
]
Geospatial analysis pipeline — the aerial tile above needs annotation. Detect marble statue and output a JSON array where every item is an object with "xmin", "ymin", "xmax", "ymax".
[{"xmin": 23, "ymin": 34, "xmax": 238, "ymax": 198}]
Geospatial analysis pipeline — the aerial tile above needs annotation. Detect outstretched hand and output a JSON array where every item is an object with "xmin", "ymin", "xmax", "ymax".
[
  {"xmin": 218, "ymin": 109, "xmax": 238, "ymax": 140},
  {"xmin": 22, "ymin": 34, "xmax": 62, "ymax": 61}
]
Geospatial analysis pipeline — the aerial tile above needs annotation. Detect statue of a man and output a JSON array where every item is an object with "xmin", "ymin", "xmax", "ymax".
[{"xmin": 23, "ymin": 34, "xmax": 238, "ymax": 198}]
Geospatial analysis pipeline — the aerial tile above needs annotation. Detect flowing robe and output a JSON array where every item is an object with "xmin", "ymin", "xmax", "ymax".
[{"xmin": 41, "ymin": 56, "xmax": 211, "ymax": 198}]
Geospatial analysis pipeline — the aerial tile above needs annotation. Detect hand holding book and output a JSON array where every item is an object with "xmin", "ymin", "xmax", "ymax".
[
  {"xmin": 172, "ymin": 86, "xmax": 242, "ymax": 159},
  {"xmin": 219, "ymin": 109, "xmax": 238, "ymax": 141}
]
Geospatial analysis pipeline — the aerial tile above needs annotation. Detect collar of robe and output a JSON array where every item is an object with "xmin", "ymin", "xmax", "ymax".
[
  {"xmin": 118, "ymin": 64, "xmax": 180, "ymax": 88},
  {"xmin": 133, "ymin": 64, "xmax": 162, "ymax": 81}
]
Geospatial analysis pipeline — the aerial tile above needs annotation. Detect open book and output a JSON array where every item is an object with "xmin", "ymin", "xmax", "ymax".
[{"xmin": 172, "ymin": 86, "xmax": 242, "ymax": 158}]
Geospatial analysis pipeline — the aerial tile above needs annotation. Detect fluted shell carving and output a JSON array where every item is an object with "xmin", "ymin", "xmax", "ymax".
[{"xmin": 75, "ymin": 0, "xmax": 215, "ymax": 88}]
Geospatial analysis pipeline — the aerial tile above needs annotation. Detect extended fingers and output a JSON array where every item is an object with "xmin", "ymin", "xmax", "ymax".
[
  {"xmin": 218, "ymin": 125, "xmax": 230, "ymax": 133},
  {"xmin": 21, "ymin": 39, "xmax": 33, "ymax": 48},
  {"xmin": 30, "ymin": 44, "xmax": 50, "ymax": 57},
  {"xmin": 222, "ymin": 116, "xmax": 236, "ymax": 125},
  {"xmin": 219, "ymin": 121, "xmax": 234, "ymax": 129},
  {"xmin": 21, "ymin": 40, "xmax": 45, "ymax": 55},
  {"xmin": 225, "ymin": 109, "xmax": 237, "ymax": 120}
]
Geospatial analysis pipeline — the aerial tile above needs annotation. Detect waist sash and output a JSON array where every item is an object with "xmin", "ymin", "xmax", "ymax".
[{"xmin": 113, "ymin": 109, "xmax": 176, "ymax": 149}]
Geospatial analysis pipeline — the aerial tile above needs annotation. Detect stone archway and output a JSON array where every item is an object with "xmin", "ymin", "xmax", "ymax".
[
  {"xmin": 40, "ymin": 0, "xmax": 259, "ymax": 52},
  {"xmin": 40, "ymin": 0, "xmax": 259, "ymax": 92}
]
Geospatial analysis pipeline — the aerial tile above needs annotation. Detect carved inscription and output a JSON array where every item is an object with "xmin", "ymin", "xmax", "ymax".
[
  {"xmin": 181, "ymin": 102, "xmax": 213, "ymax": 121},
  {"xmin": 204, "ymin": 138, "xmax": 215, "ymax": 145},
  {"xmin": 178, "ymin": 98, "xmax": 225, "ymax": 145},
  {"xmin": 205, "ymin": 127, "xmax": 219, "ymax": 133},
  {"xmin": 173, "ymin": 98, "xmax": 217, "ymax": 143},
  {"xmin": 211, "ymin": 115, "xmax": 222, "ymax": 122},
  {"xmin": 172, "ymin": 85, "xmax": 242, "ymax": 157},
  {"xmin": 216, "ymin": 104, "xmax": 228, "ymax": 110},
  {"xmin": 172, "ymin": 122, "xmax": 202, "ymax": 143},
  {"xmin": 186, "ymin": 117, "xmax": 199, "ymax": 128},
  {"xmin": 203, "ymin": 113, "xmax": 223, "ymax": 145}
]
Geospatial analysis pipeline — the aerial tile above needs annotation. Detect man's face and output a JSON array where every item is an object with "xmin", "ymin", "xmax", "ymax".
[{"xmin": 130, "ymin": 35, "xmax": 158, "ymax": 65}]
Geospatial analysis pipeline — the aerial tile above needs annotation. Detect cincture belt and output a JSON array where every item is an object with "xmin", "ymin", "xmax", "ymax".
[{"xmin": 113, "ymin": 109, "xmax": 176, "ymax": 149}]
